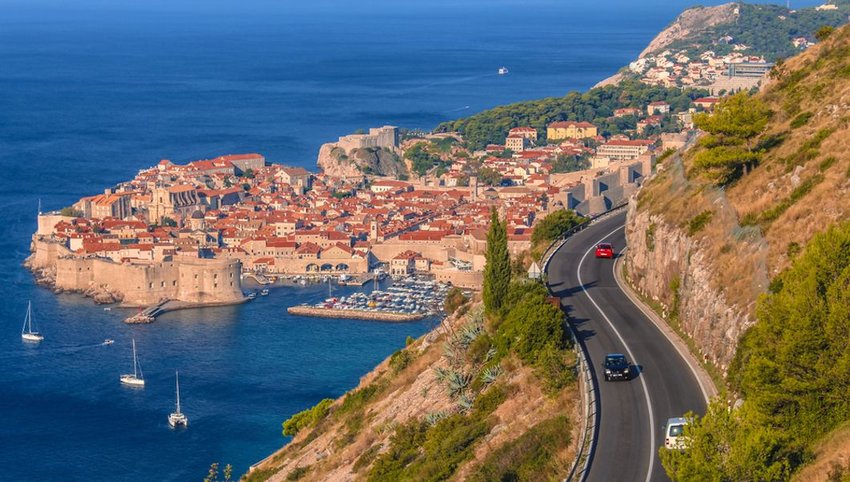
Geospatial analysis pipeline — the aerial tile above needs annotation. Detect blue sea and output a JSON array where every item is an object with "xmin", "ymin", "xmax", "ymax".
[{"xmin": 0, "ymin": 1, "xmax": 817, "ymax": 480}]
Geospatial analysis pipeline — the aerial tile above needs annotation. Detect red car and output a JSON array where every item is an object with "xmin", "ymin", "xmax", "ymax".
[{"xmin": 595, "ymin": 243, "xmax": 614, "ymax": 259}]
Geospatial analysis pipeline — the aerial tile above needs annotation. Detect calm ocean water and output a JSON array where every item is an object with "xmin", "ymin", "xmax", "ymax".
[{"xmin": 0, "ymin": 1, "xmax": 782, "ymax": 480}]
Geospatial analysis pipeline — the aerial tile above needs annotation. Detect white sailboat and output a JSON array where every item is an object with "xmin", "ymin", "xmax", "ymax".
[
  {"xmin": 21, "ymin": 301, "xmax": 44, "ymax": 343},
  {"xmin": 120, "ymin": 339, "xmax": 145, "ymax": 387},
  {"xmin": 168, "ymin": 371, "xmax": 188, "ymax": 428}
]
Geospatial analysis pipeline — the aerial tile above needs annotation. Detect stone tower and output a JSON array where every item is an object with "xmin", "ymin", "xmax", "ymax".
[{"xmin": 370, "ymin": 221, "xmax": 379, "ymax": 241}]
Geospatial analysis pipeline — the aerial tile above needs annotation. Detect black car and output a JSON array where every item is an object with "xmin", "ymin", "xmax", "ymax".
[{"xmin": 602, "ymin": 353, "xmax": 631, "ymax": 381}]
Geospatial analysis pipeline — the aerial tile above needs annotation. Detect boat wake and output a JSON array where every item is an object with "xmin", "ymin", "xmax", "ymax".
[{"xmin": 388, "ymin": 73, "xmax": 492, "ymax": 96}]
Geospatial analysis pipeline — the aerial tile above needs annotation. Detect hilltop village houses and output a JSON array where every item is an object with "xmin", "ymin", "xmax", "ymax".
[{"xmin": 628, "ymin": 39, "xmax": 779, "ymax": 94}]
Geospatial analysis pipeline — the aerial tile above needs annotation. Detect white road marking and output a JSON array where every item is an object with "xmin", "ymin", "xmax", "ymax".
[
  {"xmin": 577, "ymin": 225, "xmax": 656, "ymax": 482},
  {"xmin": 613, "ymin": 248, "xmax": 713, "ymax": 405}
]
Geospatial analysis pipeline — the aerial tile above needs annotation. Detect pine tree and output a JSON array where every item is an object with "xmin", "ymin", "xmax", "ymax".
[{"xmin": 483, "ymin": 207, "xmax": 510, "ymax": 315}]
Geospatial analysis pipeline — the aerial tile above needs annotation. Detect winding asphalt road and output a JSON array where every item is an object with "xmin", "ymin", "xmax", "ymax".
[{"xmin": 547, "ymin": 211, "xmax": 707, "ymax": 482}]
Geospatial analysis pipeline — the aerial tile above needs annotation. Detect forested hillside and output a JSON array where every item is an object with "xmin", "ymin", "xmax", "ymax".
[
  {"xmin": 434, "ymin": 80, "xmax": 706, "ymax": 151},
  {"xmin": 661, "ymin": 1, "xmax": 850, "ymax": 60}
]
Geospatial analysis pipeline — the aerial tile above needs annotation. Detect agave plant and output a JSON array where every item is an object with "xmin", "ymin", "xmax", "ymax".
[
  {"xmin": 446, "ymin": 370, "xmax": 472, "ymax": 399},
  {"xmin": 480, "ymin": 365, "xmax": 503, "ymax": 385},
  {"xmin": 433, "ymin": 366, "xmax": 450, "ymax": 383},
  {"xmin": 484, "ymin": 347, "xmax": 498, "ymax": 362},
  {"xmin": 455, "ymin": 320, "xmax": 482, "ymax": 349},
  {"xmin": 456, "ymin": 393, "xmax": 474, "ymax": 413},
  {"xmin": 424, "ymin": 410, "xmax": 448, "ymax": 426},
  {"xmin": 469, "ymin": 305, "xmax": 485, "ymax": 325}
]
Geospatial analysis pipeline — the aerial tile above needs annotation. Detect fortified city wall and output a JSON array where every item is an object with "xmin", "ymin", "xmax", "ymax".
[{"xmin": 29, "ymin": 236, "xmax": 244, "ymax": 306}]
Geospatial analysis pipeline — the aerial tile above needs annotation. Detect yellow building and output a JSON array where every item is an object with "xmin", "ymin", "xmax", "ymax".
[{"xmin": 547, "ymin": 121, "xmax": 598, "ymax": 141}]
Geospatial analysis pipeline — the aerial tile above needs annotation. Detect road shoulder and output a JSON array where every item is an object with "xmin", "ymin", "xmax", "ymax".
[{"xmin": 612, "ymin": 254, "xmax": 718, "ymax": 403}]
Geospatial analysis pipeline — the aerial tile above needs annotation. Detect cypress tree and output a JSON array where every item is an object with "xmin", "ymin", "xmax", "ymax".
[{"xmin": 483, "ymin": 207, "xmax": 511, "ymax": 314}]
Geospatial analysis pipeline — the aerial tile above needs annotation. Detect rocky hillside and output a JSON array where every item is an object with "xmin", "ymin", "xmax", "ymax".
[
  {"xmin": 626, "ymin": 25, "xmax": 850, "ymax": 479},
  {"xmin": 317, "ymin": 144, "xmax": 408, "ymax": 178},
  {"xmin": 637, "ymin": 3, "xmax": 738, "ymax": 58},
  {"xmin": 626, "ymin": 24, "xmax": 850, "ymax": 370},
  {"xmin": 245, "ymin": 287, "xmax": 581, "ymax": 482}
]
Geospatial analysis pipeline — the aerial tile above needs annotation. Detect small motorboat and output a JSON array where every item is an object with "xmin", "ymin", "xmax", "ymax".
[
  {"xmin": 260, "ymin": 288, "xmax": 269, "ymax": 296},
  {"xmin": 103, "ymin": 339, "xmax": 114, "ymax": 345}
]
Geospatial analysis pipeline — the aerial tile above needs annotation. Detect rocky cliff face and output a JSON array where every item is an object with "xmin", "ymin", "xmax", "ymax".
[
  {"xmin": 638, "ymin": 3, "xmax": 738, "ymax": 58},
  {"xmin": 624, "ymin": 202, "xmax": 754, "ymax": 370},
  {"xmin": 317, "ymin": 144, "xmax": 408, "ymax": 178}
]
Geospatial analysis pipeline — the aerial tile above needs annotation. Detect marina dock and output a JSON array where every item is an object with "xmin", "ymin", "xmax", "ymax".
[{"xmin": 287, "ymin": 305, "xmax": 427, "ymax": 322}]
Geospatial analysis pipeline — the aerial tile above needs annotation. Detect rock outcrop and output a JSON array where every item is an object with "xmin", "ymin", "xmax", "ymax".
[
  {"xmin": 638, "ymin": 3, "xmax": 738, "ymax": 58},
  {"xmin": 624, "ymin": 203, "xmax": 754, "ymax": 370},
  {"xmin": 593, "ymin": 3, "xmax": 738, "ymax": 88},
  {"xmin": 317, "ymin": 144, "xmax": 408, "ymax": 178}
]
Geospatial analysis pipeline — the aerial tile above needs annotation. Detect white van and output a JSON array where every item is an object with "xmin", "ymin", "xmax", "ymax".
[{"xmin": 664, "ymin": 417, "xmax": 689, "ymax": 449}]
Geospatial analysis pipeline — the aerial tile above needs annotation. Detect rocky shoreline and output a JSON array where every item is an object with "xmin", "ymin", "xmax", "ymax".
[{"xmin": 25, "ymin": 256, "xmax": 125, "ymax": 304}]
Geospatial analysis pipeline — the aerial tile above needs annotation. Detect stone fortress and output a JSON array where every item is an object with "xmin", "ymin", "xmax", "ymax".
[
  {"xmin": 335, "ymin": 126, "xmax": 400, "ymax": 153},
  {"xmin": 28, "ymin": 214, "xmax": 244, "ymax": 307}
]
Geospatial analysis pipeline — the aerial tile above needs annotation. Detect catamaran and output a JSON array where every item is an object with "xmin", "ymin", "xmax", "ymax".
[
  {"xmin": 168, "ymin": 371, "xmax": 188, "ymax": 428},
  {"xmin": 21, "ymin": 301, "xmax": 44, "ymax": 343},
  {"xmin": 120, "ymin": 339, "xmax": 145, "ymax": 387}
]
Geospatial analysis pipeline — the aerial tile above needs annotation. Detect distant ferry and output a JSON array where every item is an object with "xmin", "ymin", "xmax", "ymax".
[{"xmin": 498, "ymin": 66, "xmax": 509, "ymax": 75}]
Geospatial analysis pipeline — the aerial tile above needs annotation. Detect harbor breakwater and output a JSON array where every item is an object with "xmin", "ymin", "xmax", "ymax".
[{"xmin": 287, "ymin": 305, "xmax": 427, "ymax": 322}]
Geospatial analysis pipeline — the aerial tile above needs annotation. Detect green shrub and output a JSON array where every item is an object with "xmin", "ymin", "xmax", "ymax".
[
  {"xmin": 646, "ymin": 223, "xmax": 657, "ymax": 251},
  {"xmin": 353, "ymin": 444, "xmax": 382, "ymax": 472},
  {"xmin": 820, "ymin": 156, "xmax": 838, "ymax": 172},
  {"xmin": 687, "ymin": 210, "xmax": 713, "ymax": 236},
  {"xmin": 367, "ymin": 384, "xmax": 507, "ymax": 482},
  {"xmin": 531, "ymin": 209, "xmax": 585, "ymax": 249},
  {"xmin": 758, "ymin": 174, "xmax": 823, "ymax": 224},
  {"xmin": 59, "ymin": 206, "xmax": 84, "ymax": 218},
  {"xmin": 389, "ymin": 349, "xmax": 414, "ymax": 373},
  {"xmin": 285, "ymin": 466, "xmax": 310, "ymax": 481},
  {"xmin": 666, "ymin": 222, "xmax": 850, "ymax": 480},
  {"xmin": 337, "ymin": 380, "xmax": 387, "ymax": 417},
  {"xmin": 444, "ymin": 287, "xmax": 468, "ymax": 314},
  {"xmin": 789, "ymin": 111, "xmax": 813, "ymax": 129},
  {"xmin": 282, "ymin": 398, "xmax": 334, "ymax": 437},
  {"xmin": 467, "ymin": 416, "xmax": 572, "ymax": 482}
]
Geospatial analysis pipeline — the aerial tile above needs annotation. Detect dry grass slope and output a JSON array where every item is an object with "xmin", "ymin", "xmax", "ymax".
[
  {"xmin": 245, "ymin": 299, "xmax": 580, "ymax": 482},
  {"xmin": 637, "ymin": 24, "xmax": 850, "ymax": 316}
]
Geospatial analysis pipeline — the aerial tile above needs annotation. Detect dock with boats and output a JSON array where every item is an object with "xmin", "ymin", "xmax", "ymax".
[{"xmin": 288, "ymin": 278, "xmax": 450, "ymax": 322}]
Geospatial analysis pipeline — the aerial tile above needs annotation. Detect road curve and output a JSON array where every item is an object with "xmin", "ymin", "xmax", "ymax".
[{"xmin": 547, "ymin": 211, "xmax": 706, "ymax": 482}]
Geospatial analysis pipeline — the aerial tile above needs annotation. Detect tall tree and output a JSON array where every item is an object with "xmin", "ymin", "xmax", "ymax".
[{"xmin": 483, "ymin": 208, "xmax": 510, "ymax": 315}]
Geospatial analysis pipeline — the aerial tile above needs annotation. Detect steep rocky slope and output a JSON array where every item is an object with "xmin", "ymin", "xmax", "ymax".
[
  {"xmin": 317, "ymin": 144, "xmax": 407, "ymax": 178},
  {"xmin": 625, "ymin": 25, "xmax": 850, "ymax": 369},
  {"xmin": 245, "ymin": 300, "xmax": 580, "ymax": 482},
  {"xmin": 637, "ymin": 3, "xmax": 738, "ymax": 58}
]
